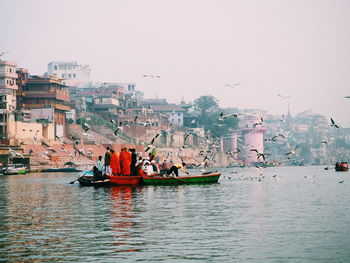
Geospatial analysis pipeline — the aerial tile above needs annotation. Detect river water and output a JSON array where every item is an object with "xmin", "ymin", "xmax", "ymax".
[{"xmin": 0, "ymin": 166, "xmax": 349, "ymax": 263}]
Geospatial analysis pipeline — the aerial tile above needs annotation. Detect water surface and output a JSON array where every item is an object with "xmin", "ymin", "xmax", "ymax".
[{"xmin": 0, "ymin": 166, "xmax": 350, "ymax": 262}]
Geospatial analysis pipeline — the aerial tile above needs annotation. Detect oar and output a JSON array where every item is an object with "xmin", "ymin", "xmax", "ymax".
[
  {"xmin": 69, "ymin": 178, "xmax": 80, "ymax": 184},
  {"xmin": 69, "ymin": 173, "xmax": 85, "ymax": 184}
]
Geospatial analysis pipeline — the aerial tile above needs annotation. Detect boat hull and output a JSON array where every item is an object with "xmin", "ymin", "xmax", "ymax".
[
  {"xmin": 43, "ymin": 167, "xmax": 81, "ymax": 172},
  {"xmin": 3, "ymin": 169, "xmax": 26, "ymax": 175},
  {"xmin": 335, "ymin": 167, "xmax": 349, "ymax": 172},
  {"xmin": 142, "ymin": 172, "xmax": 221, "ymax": 185},
  {"xmin": 78, "ymin": 175, "xmax": 111, "ymax": 186},
  {"xmin": 108, "ymin": 175, "xmax": 142, "ymax": 185}
]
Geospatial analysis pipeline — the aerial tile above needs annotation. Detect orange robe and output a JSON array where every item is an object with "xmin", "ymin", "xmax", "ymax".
[
  {"xmin": 110, "ymin": 152, "xmax": 121, "ymax": 175},
  {"xmin": 119, "ymin": 151, "xmax": 132, "ymax": 175}
]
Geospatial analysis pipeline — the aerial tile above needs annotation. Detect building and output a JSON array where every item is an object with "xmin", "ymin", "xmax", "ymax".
[
  {"xmin": 142, "ymin": 99, "xmax": 186, "ymax": 127},
  {"xmin": 241, "ymin": 115, "xmax": 266, "ymax": 163},
  {"xmin": 47, "ymin": 61, "xmax": 90, "ymax": 87},
  {"xmin": 0, "ymin": 59, "xmax": 18, "ymax": 141},
  {"xmin": 18, "ymin": 75, "xmax": 70, "ymax": 138}
]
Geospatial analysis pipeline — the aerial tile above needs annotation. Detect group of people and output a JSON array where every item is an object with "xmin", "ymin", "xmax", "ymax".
[
  {"xmin": 93, "ymin": 146, "xmax": 189, "ymax": 179},
  {"xmin": 100, "ymin": 147, "xmax": 137, "ymax": 176}
]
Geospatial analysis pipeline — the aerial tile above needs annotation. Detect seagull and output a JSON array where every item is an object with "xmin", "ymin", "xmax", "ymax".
[
  {"xmin": 285, "ymin": 145, "xmax": 299, "ymax": 156},
  {"xmin": 145, "ymin": 144, "xmax": 156, "ymax": 152},
  {"xmin": 253, "ymin": 117, "xmax": 264, "ymax": 126},
  {"xmin": 0, "ymin": 52, "xmax": 10, "ymax": 57},
  {"xmin": 320, "ymin": 141, "xmax": 328, "ymax": 145},
  {"xmin": 82, "ymin": 122, "xmax": 91, "ymax": 132},
  {"xmin": 150, "ymin": 133, "xmax": 160, "ymax": 144},
  {"xmin": 225, "ymin": 82, "xmax": 242, "ymax": 88},
  {"xmin": 134, "ymin": 115, "xmax": 139, "ymax": 122},
  {"xmin": 191, "ymin": 119, "xmax": 196, "ymax": 124},
  {"xmin": 250, "ymin": 149, "xmax": 270, "ymax": 161},
  {"xmin": 330, "ymin": 118, "xmax": 340, "ymax": 128},
  {"xmin": 344, "ymin": 96, "xmax": 350, "ymax": 99},
  {"xmin": 278, "ymin": 94, "xmax": 291, "ymax": 99},
  {"xmin": 338, "ymin": 180, "xmax": 344, "ymax": 184}
]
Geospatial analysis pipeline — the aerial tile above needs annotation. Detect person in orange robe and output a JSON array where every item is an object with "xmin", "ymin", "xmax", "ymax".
[
  {"xmin": 110, "ymin": 149, "xmax": 121, "ymax": 175},
  {"xmin": 119, "ymin": 148, "xmax": 132, "ymax": 176}
]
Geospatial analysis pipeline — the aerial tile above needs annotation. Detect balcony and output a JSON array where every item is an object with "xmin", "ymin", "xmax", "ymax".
[{"xmin": 22, "ymin": 90, "xmax": 70, "ymax": 101}]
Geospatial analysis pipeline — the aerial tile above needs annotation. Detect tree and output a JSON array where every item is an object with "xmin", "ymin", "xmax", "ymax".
[
  {"xmin": 193, "ymin": 95, "xmax": 239, "ymax": 137},
  {"xmin": 193, "ymin": 95, "xmax": 219, "ymax": 128}
]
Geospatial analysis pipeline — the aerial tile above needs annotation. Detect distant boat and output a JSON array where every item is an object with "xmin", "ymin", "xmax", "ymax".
[
  {"xmin": 43, "ymin": 167, "xmax": 81, "ymax": 173},
  {"xmin": 141, "ymin": 172, "xmax": 221, "ymax": 185},
  {"xmin": 2, "ymin": 164, "xmax": 27, "ymax": 175},
  {"xmin": 335, "ymin": 162, "xmax": 349, "ymax": 172}
]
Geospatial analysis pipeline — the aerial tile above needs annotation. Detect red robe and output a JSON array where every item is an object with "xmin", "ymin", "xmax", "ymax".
[
  {"xmin": 110, "ymin": 152, "xmax": 121, "ymax": 175},
  {"xmin": 119, "ymin": 151, "xmax": 132, "ymax": 175}
]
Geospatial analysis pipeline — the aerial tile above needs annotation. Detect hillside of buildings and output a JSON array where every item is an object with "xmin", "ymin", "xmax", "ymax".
[{"xmin": 1, "ymin": 59, "xmax": 350, "ymax": 170}]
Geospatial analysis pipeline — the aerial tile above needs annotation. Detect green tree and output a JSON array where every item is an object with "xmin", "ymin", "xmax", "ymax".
[{"xmin": 193, "ymin": 95, "xmax": 219, "ymax": 128}]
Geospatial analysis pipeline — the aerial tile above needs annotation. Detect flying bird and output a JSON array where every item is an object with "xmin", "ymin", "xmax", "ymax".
[
  {"xmin": 225, "ymin": 82, "xmax": 242, "ymax": 88},
  {"xmin": 285, "ymin": 145, "xmax": 299, "ymax": 156},
  {"xmin": 278, "ymin": 94, "xmax": 292, "ymax": 99},
  {"xmin": 250, "ymin": 149, "xmax": 270, "ymax": 161},
  {"xmin": 82, "ymin": 122, "xmax": 90, "ymax": 132},
  {"xmin": 0, "ymin": 52, "xmax": 10, "ymax": 57},
  {"xmin": 344, "ymin": 96, "xmax": 350, "ymax": 99},
  {"xmin": 150, "ymin": 133, "xmax": 160, "ymax": 145},
  {"xmin": 330, "ymin": 118, "xmax": 339, "ymax": 128}
]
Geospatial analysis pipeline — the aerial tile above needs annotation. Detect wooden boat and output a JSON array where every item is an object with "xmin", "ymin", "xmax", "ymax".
[
  {"xmin": 43, "ymin": 167, "xmax": 81, "ymax": 173},
  {"xmin": 108, "ymin": 175, "xmax": 142, "ymax": 185},
  {"xmin": 3, "ymin": 164, "xmax": 27, "ymax": 175},
  {"xmin": 77, "ymin": 171, "xmax": 111, "ymax": 186},
  {"xmin": 142, "ymin": 172, "xmax": 221, "ymax": 185},
  {"xmin": 335, "ymin": 162, "xmax": 349, "ymax": 172}
]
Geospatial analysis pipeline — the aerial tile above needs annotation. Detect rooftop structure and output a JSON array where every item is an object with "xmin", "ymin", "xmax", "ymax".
[{"xmin": 47, "ymin": 61, "xmax": 90, "ymax": 87}]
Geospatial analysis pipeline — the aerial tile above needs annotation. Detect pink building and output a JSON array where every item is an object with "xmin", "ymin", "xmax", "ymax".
[{"xmin": 241, "ymin": 115, "xmax": 266, "ymax": 163}]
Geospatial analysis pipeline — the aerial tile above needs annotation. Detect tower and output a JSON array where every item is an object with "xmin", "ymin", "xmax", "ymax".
[{"xmin": 241, "ymin": 115, "xmax": 266, "ymax": 163}]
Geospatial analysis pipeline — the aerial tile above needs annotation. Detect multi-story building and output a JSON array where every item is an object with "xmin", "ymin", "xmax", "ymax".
[
  {"xmin": 18, "ymin": 75, "xmax": 70, "ymax": 138},
  {"xmin": 47, "ymin": 61, "xmax": 90, "ymax": 87},
  {"xmin": 0, "ymin": 60, "xmax": 18, "ymax": 141}
]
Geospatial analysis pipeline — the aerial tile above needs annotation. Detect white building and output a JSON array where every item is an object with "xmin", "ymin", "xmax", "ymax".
[{"xmin": 47, "ymin": 61, "xmax": 90, "ymax": 87}]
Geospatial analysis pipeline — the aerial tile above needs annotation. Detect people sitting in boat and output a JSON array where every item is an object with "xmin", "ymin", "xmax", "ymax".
[
  {"xmin": 336, "ymin": 162, "xmax": 340, "ymax": 168},
  {"xmin": 92, "ymin": 166, "xmax": 101, "ymax": 180},
  {"xmin": 151, "ymin": 160, "xmax": 160, "ymax": 174},
  {"xmin": 96, "ymin": 156, "xmax": 103, "ymax": 176},
  {"xmin": 167, "ymin": 163, "xmax": 189, "ymax": 177},
  {"xmin": 144, "ymin": 161, "xmax": 154, "ymax": 176}
]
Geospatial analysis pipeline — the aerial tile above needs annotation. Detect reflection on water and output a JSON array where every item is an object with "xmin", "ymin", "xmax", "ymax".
[{"xmin": 1, "ymin": 167, "xmax": 350, "ymax": 262}]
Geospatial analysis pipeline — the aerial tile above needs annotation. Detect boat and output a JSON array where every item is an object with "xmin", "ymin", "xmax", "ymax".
[
  {"xmin": 108, "ymin": 175, "xmax": 142, "ymax": 185},
  {"xmin": 141, "ymin": 171, "xmax": 221, "ymax": 185},
  {"xmin": 43, "ymin": 167, "xmax": 81, "ymax": 173},
  {"xmin": 335, "ymin": 162, "xmax": 349, "ymax": 172},
  {"xmin": 3, "ymin": 164, "xmax": 27, "ymax": 175},
  {"xmin": 77, "ymin": 171, "xmax": 111, "ymax": 186}
]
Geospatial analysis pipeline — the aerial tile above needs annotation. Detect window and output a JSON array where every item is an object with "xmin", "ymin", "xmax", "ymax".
[
  {"xmin": 178, "ymin": 119, "xmax": 181, "ymax": 122},
  {"xmin": 68, "ymin": 74, "xmax": 71, "ymax": 78},
  {"xmin": 73, "ymin": 74, "xmax": 76, "ymax": 78}
]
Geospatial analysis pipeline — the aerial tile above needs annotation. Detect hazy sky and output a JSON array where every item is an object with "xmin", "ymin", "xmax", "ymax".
[{"xmin": 1, "ymin": 0, "xmax": 350, "ymax": 126}]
